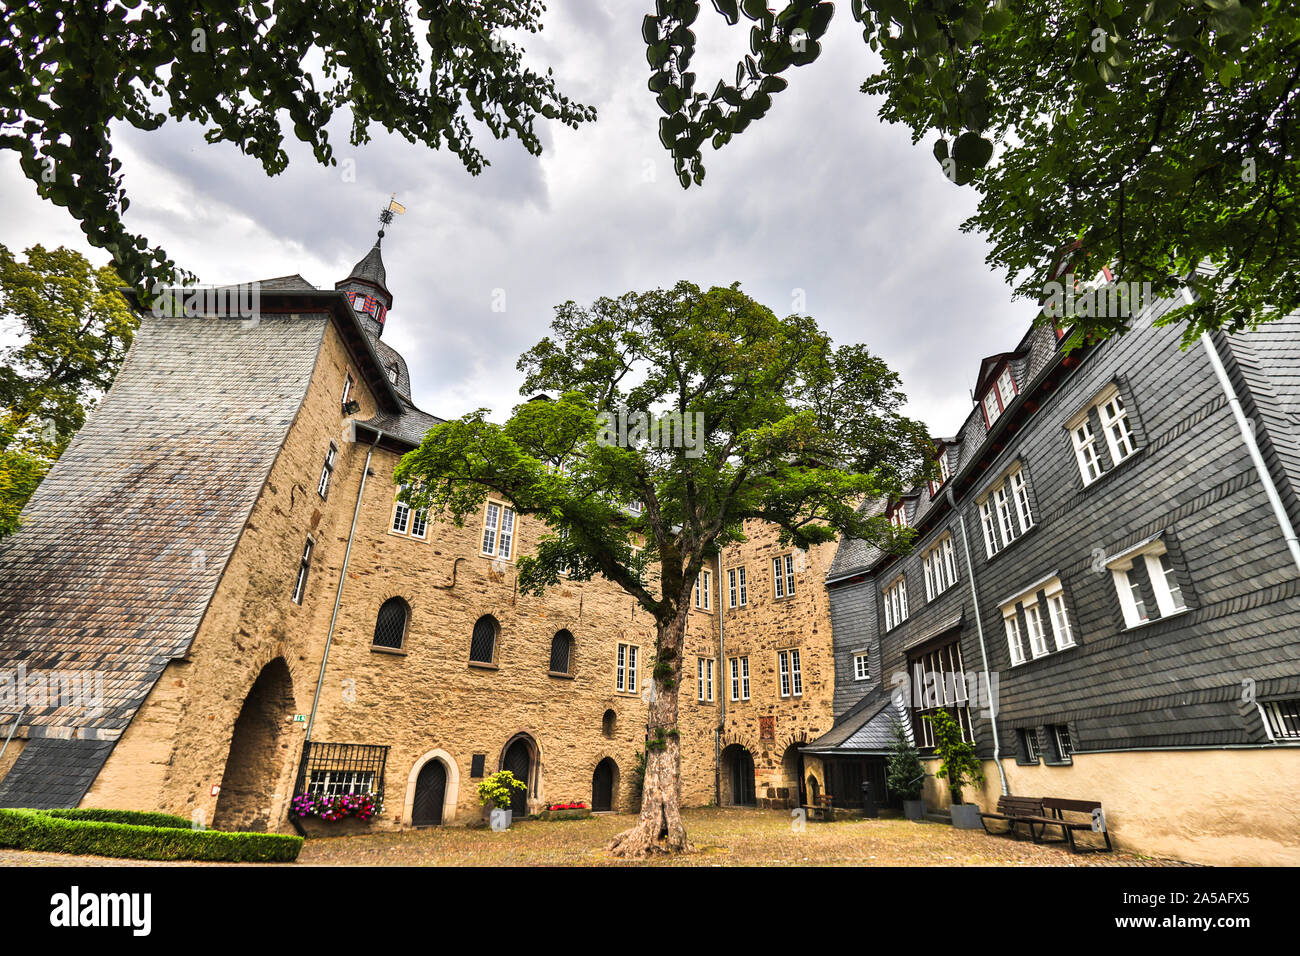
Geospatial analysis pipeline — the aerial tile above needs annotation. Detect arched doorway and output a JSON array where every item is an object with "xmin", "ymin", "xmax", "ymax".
[
  {"xmin": 592, "ymin": 757, "xmax": 618, "ymax": 812},
  {"xmin": 720, "ymin": 744, "xmax": 756, "ymax": 807},
  {"xmin": 780, "ymin": 743, "xmax": 805, "ymax": 808},
  {"xmin": 412, "ymin": 760, "xmax": 447, "ymax": 826},
  {"xmin": 500, "ymin": 735, "xmax": 536, "ymax": 815},
  {"xmin": 213, "ymin": 658, "xmax": 294, "ymax": 832}
]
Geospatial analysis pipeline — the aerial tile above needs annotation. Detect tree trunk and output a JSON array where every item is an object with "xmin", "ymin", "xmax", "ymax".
[{"xmin": 607, "ymin": 607, "xmax": 691, "ymax": 857}]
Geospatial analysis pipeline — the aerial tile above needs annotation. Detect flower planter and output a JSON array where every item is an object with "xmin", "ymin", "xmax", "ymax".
[
  {"xmin": 949, "ymin": 803, "xmax": 983, "ymax": 829},
  {"xmin": 538, "ymin": 807, "xmax": 592, "ymax": 821},
  {"xmin": 485, "ymin": 806, "xmax": 513, "ymax": 831},
  {"xmin": 903, "ymin": 799, "xmax": 926, "ymax": 821}
]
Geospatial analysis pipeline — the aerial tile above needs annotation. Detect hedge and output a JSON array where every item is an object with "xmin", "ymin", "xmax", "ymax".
[
  {"xmin": 0, "ymin": 809, "xmax": 303, "ymax": 863},
  {"xmin": 43, "ymin": 808, "xmax": 194, "ymax": 830}
]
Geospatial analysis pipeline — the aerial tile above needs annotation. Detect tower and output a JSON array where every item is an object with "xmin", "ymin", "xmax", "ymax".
[{"xmin": 336, "ymin": 199, "xmax": 402, "ymax": 338}]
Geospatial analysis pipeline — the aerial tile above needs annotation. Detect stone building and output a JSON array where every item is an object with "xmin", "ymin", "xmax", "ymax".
[
  {"xmin": 810, "ymin": 282, "xmax": 1300, "ymax": 865},
  {"xmin": 0, "ymin": 232, "xmax": 837, "ymax": 832}
]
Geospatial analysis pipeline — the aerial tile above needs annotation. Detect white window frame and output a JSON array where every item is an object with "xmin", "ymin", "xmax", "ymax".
[
  {"xmin": 616, "ymin": 643, "xmax": 639, "ymax": 694},
  {"xmin": 996, "ymin": 367, "xmax": 1017, "ymax": 409},
  {"xmin": 982, "ymin": 389, "xmax": 1003, "ymax": 427},
  {"xmin": 772, "ymin": 554, "xmax": 795, "ymax": 598},
  {"xmin": 1098, "ymin": 391, "xmax": 1137, "ymax": 465},
  {"xmin": 341, "ymin": 372, "xmax": 354, "ymax": 411},
  {"xmin": 1067, "ymin": 384, "xmax": 1138, "ymax": 485},
  {"xmin": 1045, "ymin": 579, "xmax": 1075, "ymax": 649},
  {"xmin": 1001, "ymin": 575, "xmax": 1072, "ymax": 664},
  {"xmin": 922, "ymin": 534, "xmax": 958, "ymax": 601},
  {"xmin": 729, "ymin": 655, "xmax": 751, "ymax": 701},
  {"xmin": 697, "ymin": 658, "xmax": 715, "ymax": 702},
  {"xmin": 1106, "ymin": 538, "xmax": 1186, "ymax": 628},
  {"xmin": 318, "ymin": 443, "xmax": 337, "ymax": 499},
  {"xmin": 727, "ymin": 566, "xmax": 748, "ymax": 608},
  {"xmin": 694, "ymin": 570, "xmax": 712, "ymax": 610},
  {"xmin": 1003, "ymin": 607, "xmax": 1026, "ymax": 666},
  {"xmin": 883, "ymin": 575, "xmax": 908, "ymax": 630},
  {"xmin": 777, "ymin": 649, "xmax": 802, "ymax": 698},
  {"xmin": 481, "ymin": 500, "xmax": 515, "ymax": 559},
  {"xmin": 1260, "ymin": 699, "xmax": 1300, "ymax": 741},
  {"xmin": 977, "ymin": 464, "xmax": 1033, "ymax": 557},
  {"xmin": 292, "ymin": 537, "xmax": 313, "ymax": 605},
  {"xmin": 853, "ymin": 652, "xmax": 870, "ymax": 681},
  {"xmin": 392, "ymin": 486, "xmax": 427, "ymax": 539}
]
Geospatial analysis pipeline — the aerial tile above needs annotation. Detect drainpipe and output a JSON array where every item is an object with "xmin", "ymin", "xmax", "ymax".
[
  {"xmin": 950, "ymin": 486, "xmax": 1010, "ymax": 797},
  {"xmin": 0, "ymin": 706, "xmax": 27, "ymax": 767},
  {"xmin": 715, "ymin": 552, "xmax": 724, "ymax": 806},
  {"xmin": 306, "ymin": 427, "xmax": 382, "ymax": 743},
  {"xmin": 1198, "ymin": 327, "xmax": 1300, "ymax": 574}
]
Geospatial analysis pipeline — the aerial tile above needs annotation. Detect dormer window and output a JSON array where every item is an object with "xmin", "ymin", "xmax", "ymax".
[
  {"xmin": 385, "ymin": 363, "xmax": 399, "ymax": 384},
  {"xmin": 929, "ymin": 446, "xmax": 953, "ymax": 496},
  {"xmin": 980, "ymin": 366, "xmax": 1018, "ymax": 428},
  {"xmin": 888, "ymin": 503, "xmax": 909, "ymax": 529}
]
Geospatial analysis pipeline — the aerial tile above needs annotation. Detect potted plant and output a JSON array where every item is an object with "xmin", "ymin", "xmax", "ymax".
[
  {"xmin": 885, "ymin": 719, "xmax": 927, "ymax": 821},
  {"xmin": 477, "ymin": 770, "xmax": 526, "ymax": 830},
  {"xmin": 922, "ymin": 708, "xmax": 985, "ymax": 829}
]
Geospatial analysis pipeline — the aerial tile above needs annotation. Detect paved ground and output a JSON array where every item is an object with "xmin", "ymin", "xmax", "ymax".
[{"xmin": 0, "ymin": 808, "xmax": 1190, "ymax": 866}]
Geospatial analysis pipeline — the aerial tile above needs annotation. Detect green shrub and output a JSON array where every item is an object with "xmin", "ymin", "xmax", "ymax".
[
  {"xmin": 477, "ymin": 770, "xmax": 526, "ymax": 809},
  {"xmin": 43, "ymin": 808, "xmax": 194, "ymax": 830},
  {"xmin": 885, "ymin": 719, "xmax": 926, "ymax": 802},
  {"xmin": 0, "ymin": 809, "xmax": 303, "ymax": 862}
]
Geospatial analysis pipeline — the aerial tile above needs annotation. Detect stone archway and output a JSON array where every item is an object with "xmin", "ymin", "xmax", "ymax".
[
  {"xmin": 500, "ymin": 733, "xmax": 540, "ymax": 814},
  {"xmin": 403, "ymin": 749, "xmax": 460, "ymax": 826},
  {"xmin": 591, "ymin": 757, "xmax": 619, "ymax": 812},
  {"xmin": 720, "ymin": 744, "xmax": 757, "ymax": 807},
  {"xmin": 213, "ymin": 657, "xmax": 295, "ymax": 832}
]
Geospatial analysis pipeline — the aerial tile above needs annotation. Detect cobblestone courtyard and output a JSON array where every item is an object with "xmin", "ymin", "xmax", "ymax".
[{"xmin": 0, "ymin": 808, "xmax": 1189, "ymax": 866}]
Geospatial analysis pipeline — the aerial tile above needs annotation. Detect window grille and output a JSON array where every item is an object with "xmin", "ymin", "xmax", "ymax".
[
  {"xmin": 549, "ymin": 630, "xmax": 573, "ymax": 674},
  {"xmin": 470, "ymin": 615, "xmax": 498, "ymax": 663},
  {"xmin": 373, "ymin": 598, "xmax": 409, "ymax": 649},
  {"xmin": 294, "ymin": 742, "xmax": 389, "ymax": 805}
]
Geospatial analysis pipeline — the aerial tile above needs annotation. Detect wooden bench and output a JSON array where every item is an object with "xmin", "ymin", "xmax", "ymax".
[
  {"xmin": 802, "ymin": 793, "xmax": 835, "ymax": 823},
  {"xmin": 1040, "ymin": 797, "xmax": 1112, "ymax": 853},
  {"xmin": 980, "ymin": 795, "xmax": 1048, "ymax": 840}
]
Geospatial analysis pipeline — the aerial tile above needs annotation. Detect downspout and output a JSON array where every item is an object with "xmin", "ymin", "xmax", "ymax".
[
  {"xmin": 715, "ymin": 552, "xmax": 724, "ymax": 806},
  {"xmin": 1198, "ymin": 327, "xmax": 1300, "ymax": 574},
  {"xmin": 950, "ymin": 486, "xmax": 1010, "ymax": 797},
  {"xmin": 306, "ymin": 426, "xmax": 382, "ymax": 742},
  {"xmin": 0, "ymin": 706, "xmax": 27, "ymax": 767}
]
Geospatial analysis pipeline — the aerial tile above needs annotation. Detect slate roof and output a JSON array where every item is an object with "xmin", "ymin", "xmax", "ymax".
[
  {"xmin": 0, "ymin": 739, "xmax": 116, "ymax": 809},
  {"xmin": 359, "ymin": 399, "xmax": 445, "ymax": 448},
  {"xmin": 0, "ymin": 313, "xmax": 323, "ymax": 804},
  {"xmin": 802, "ymin": 685, "xmax": 909, "ymax": 754}
]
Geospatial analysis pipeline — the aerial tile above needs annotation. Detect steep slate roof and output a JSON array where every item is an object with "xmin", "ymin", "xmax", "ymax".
[
  {"xmin": 803, "ymin": 685, "xmax": 910, "ymax": 754},
  {"xmin": 0, "ymin": 313, "xmax": 324, "ymax": 806},
  {"xmin": 0, "ymin": 739, "xmax": 117, "ymax": 809}
]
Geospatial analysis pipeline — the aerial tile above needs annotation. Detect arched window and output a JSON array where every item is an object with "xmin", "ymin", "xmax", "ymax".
[
  {"xmin": 372, "ymin": 598, "xmax": 410, "ymax": 650},
  {"xmin": 601, "ymin": 709, "xmax": 616, "ymax": 737},
  {"xmin": 470, "ymin": 615, "xmax": 498, "ymax": 664},
  {"xmin": 549, "ymin": 630, "xmax": 574, "ymax": 675}
]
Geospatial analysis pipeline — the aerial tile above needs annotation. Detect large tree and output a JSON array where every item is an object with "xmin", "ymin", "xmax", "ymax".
[
  {"xmin": 0, "ymin": 0, "xmax": 595, "ymax": 290},
  {"xmin": 642, "ymin": 0, "xmax": 1299, "ymax": 344},
  {"xmin": 394, "ymin": 281, "xmax": 931, "ymax": 855},
  {"xmin": 0, "ymin": 244, "xmax": 136, "ymax": 535}
]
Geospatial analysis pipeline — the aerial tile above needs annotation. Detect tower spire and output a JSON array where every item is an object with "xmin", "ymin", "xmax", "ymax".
[{"xmin": 336, "ymin": 197, "xmax": 405, "ymax": 338}]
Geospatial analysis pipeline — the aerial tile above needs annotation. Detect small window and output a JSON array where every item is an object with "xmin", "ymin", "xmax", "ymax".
[
  {"xmin": 772, "ymin": 554, "xmax": 795, "ymax": 599},
  {"xmin": 727, "ymin": 566, "xmax": 748, "ymax": 608},
  {"xmin": 1067, "ymin": 384, "xmax": 1138, "ymax": 486},
  {"xmin": 470, "ymin": 754, "xmax": 487, "ymax": 778},
  {"xmin": 922, "ymin": 534, "xmax": 958, "ymax": 601},
  {"xmin": 977, "ymin": 464, "xmax": 1034, "ymax": 558},
  {"xmin": 887, "ymin": 503, "xmax": 908, "ymax": 530},
  {"xmin": 697, "ymin": 658, "xmax": 715, "ymax": 703},
  {"xmin": 372, "ymin": 597, "xmax": 410, "ymax": 650},
  {"xmin": 391, "ymin": 486, "xmax": 427, "ymax": 539},
  {"xmin": 549, "ymin": 629, "xmax": 574, "ymax": 675},
  {"xmin": 318, "ymin": 443, "xmax": 337, "ymax": 499},
  {"xmin": 385, "ymin": 363, "xmax": 399, "ymax": 384},
  {"xmin": 853, "ymin": 652, "xmax": 870, "ymax": 681},
  {"xmin": 469, "ymin": 615, "xmax": 498, "ymax": 664},
  {"xmin": 729, "ymin": 656, "xmax": 751, "ymax": 701},
  {"xmin": 481, "ymin": 501, "xmax": 515, "ymax": 559},
  {"xmin": 291, "ymin": 537, "xmax": 313, "ymax": 605},
  {"xmin": 1018, "ymin": 728, "xmax": 1040, "ymax": 763},
  {"xmin": 341, "ymin": 372, "xmax": 354, "ymax": 411},
  {"xmin": 777, "ymin": 649, "xmax": 802, "ymax": 698},
  {"xmin": 616, "ymin": 643, "xmax": 639, "ymax": 694},
  {"xmin": 1001, "ymin": 576, "xmax": 1074, "ymax": 665},
  {"xmin": 1049, "ymin": 724, "xmax": 1074, "ymax": 762},
  {"xmin": 602, "ymin": 709, "xmax": 617, "ymax": 737},
  {"xmin": 883, "ymin": 576, "xmax": 908, "ymax": 630},
  {"xmin": 981, "ymin": 365, "xmax": 1017, "ymax": 427},
  {"xmin": 1261, "ymin": 699, "xmax": 1300, "ymax": 741},
  {"xmin": 693, "ymin": 570, "xmax": 712, "ymax": 610},
  {"xmin": 1106, "ymin": 538, "xmax": 1188, "ymax": 628}
]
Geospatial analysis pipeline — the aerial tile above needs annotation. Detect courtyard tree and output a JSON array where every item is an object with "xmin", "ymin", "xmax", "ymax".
[
  {"xmin": 0, "ymin": 244, "xmax": 135, "ymax": 535},
  {"xmin": 394, "ymin": 281, "xmax": 932, "ymax": 855},
  {"xmin": 0, "ymin": 0, "xmax": 595, "ymax": 290},
  {"xmin": 643, "ymin": 0, "xmax": 1300, "ymax": 344}
]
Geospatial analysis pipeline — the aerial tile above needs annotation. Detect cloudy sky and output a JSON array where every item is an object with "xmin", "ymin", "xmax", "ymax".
[{"xmin": 0, "ymin": 4, "xmax": 1032, "ymax": 437}]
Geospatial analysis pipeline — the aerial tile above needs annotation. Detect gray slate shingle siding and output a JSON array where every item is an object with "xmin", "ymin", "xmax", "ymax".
[
  {"xmin": 823, "ymin": 301, "xmax": 1300, "ymax": 759},
  {"xmin": 0, "ymin": 313, "xmax": 324, "ymax": 806}
]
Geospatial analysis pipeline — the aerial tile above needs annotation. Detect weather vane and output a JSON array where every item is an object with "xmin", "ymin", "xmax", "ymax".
[{"xmin": 378, "ymin": 194, "xmax": 406, "ymax": 238}]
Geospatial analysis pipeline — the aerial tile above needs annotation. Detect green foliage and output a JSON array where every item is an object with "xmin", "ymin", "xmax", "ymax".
[
  {"xmin": 43, "ymin": 808, "xmax": 194, "ymax": 830},
  {"xmin": 0, "ymin": 244, "xmax": 136, "ymax": 536},
  {"xmin": 885, "ymin": 718, "xmax": 925, "ymax": 801},
  {"xmin": 0, "ymin": 808, "xmax": 303, "ymax": 862},
  {"xmin": 646, "ymin": 1, "xmax": 1300, "ymax": 343},
  {"xmin": 922, "ymin": 708, "xmax": 984, "ymax": 804},
  {"xmin": 477, "ymin": 770, "xmax": 527, "ymax": 809},
  {"xmin": 629, "ymin": 748, "xmax": 648, "ymax": 804},
  {"xmin": 0, "ymin": 1, "xmax": 596, "ymax": 291}
]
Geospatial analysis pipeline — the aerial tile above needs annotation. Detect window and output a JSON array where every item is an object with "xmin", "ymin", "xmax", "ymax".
[
  {"xmin": 481, "ymin": 501, "xmax": 515, "ymax": 559},
  {"xmin": 1067, "ymin": 384, "xmax": 1138, "ymax": 485},
  {"xmin": 549, "ymin": 630, "xmax": 574, "ymax": 675},
  {"xmin": 694, "ymin": 570, "xmax": 712, "ymax": 610},
  {"xmin": 697, "ymin": 658, "xmax": 715, "ymax": 703},
  {"xmin": 888, "ymin": 503, "xmax": 909, "ymax": 529},
  {"xmin": 291, "ymin": 537, "xmax": 313, "ymax": 605},
  {"xmin": 883, "ymin": 575, "xmax": 908, "ymax": 630},
  {"xmin": 977, "ymin": 464, "xmax": 1034, "ymax": 557},
  {"xmin": 929, "ymin": 447, "xmax": 953, "ymax": 496},
  {"xmin": 626, "ymin": 500, "xmax": 644, "ymax": 515},
  {"xmin": 469, "ymin": 615, "xmax": 498, "ymax": 664},
  {"xmin": 1261, "ymin": 699, "xmax": 1300, "ymax": 741},
  {"xmin": 729, "ymin": 656, "xmax": 751, "ymax": 701},
  {"xmin": 308, "ymin": 769, "xmax": 374, "ymax": 799},
  {"xmin": 1105, "ymin": 537, "xmax": 1187, "ymax": 628},
  {"xmin": 772, "ymin": 554, "xmax": 796, "ymax": 598},
  {"xmin": 1018, "ymin": 728, "xmax": 1040, "ymax": 763},
  {"xmin": 727, "ymin": 566, "xmax": 748, "ymax": 608},
  {"xmin": 922, "ymin": 534, "xmax": 958, "ymax": 600},
  {"xmin": 385, "ymin": 363, "xmax": 399, "ymax": 384},
  {"xmin": 1001, "ymin": 575, "xmax": 1074, "ymax": 665},
  {"xmin": 391, "ymin": 487, "xmax": 427, "ymax": 539},
  {"xmin": 980, "ymin": 365, "xmax": 1017, "ymax": 427},
  {"xmin": 1048, "ymin": 724, "xmax": 1073, "ymax": 763},
  {"xmin": 317, "ymin": 443, "xmax": 337, "ymax": 499},
  {"xmin": 372, "ymin": 597, "xmax": 409, "ymax": 650},
  {"xmin": 777, "ymin": 649, "xmax": 802, "ymax": 698},
  {"xmin": 341, "ymin": 373, "xmax": 354, "ymax": 411},
  {"xmin": 910, "ymin": 640, "xmax": 974, "ymax": 747},
  {"xmin": 616, "ymin": 643, "xmax": 639, "ymax": 694},
  {"xmin": 853, "ymin": 652, "xmax": 870, "ymax": 681}
]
